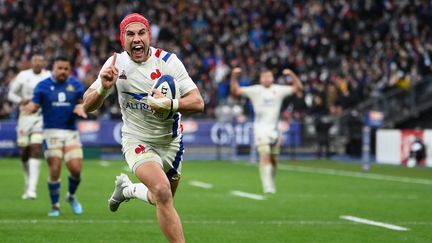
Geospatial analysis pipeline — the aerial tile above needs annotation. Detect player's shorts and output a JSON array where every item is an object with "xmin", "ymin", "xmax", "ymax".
[
  {"xmin": 254, "ymin": 129, "xmax": 280, "ymax": 155},
  {"xmin": 43, "ymin": 129, "xmax": 82, "ymax": 151},
  {"xmin": 16, "ymin": 114, "xmax": 43, "ymax": 146},
  {"xmin": 122, "ymin": 134, "xmax": 184, "ymax": 181}
]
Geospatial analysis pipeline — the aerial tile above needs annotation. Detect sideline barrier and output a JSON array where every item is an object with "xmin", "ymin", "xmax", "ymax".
[{"xmin": 0, "ymin": 119, "xmax": 301, "ymax": 157}]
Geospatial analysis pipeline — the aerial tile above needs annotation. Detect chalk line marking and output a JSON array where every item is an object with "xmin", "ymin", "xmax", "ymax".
[
  {"xmin": 189, "ymin": 181, "xmax": 213, "ymax": 189},
  {"xmin": 276, "ymin": 164, "xmax": 432, "ymax": 186},
  {"xmin": 99, "ymin": 161, "xmax": 110, "ymax": 167},
  {"xmin": 340, "ymin": 215, "xmax": 409, "ymax": 231},
  {"xmin": 230, "ymin": 190, "xmax": 265, "ymax": 200},
  {"xmin": 0, "ymin": 219, "xmax": 429, "ymax": 226}
]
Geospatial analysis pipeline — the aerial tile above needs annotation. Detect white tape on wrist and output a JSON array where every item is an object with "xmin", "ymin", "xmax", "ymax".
[
  {"xmin": 148, "ymin": 96, "xmax": 171, "ymax": 110},
  {"xmin": 96, "ymin": 86, "xmax": 109, "ymax": 96},
  {"xmin": 171, "ymin": 99, "xmax": 179, "ymax": 112}
]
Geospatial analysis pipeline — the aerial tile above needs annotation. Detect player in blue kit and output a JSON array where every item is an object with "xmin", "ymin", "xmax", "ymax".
[{"xmin": 24, "ymin": 56, "xmax": 87, "ymax": 217}]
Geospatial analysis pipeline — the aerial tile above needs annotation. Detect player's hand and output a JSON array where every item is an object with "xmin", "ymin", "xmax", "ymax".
[
  {"xmin": 100, "ymin": 53, "xmax": 119, "ymax": 90},
  {"xmin": 283, "ymin": 68, "xmax": 294, "ymax": 76},
  {"xmin": 148, "ymin": 89, "xmax": 172, "ymax": 112},
  {"xmin": 20, "ymin": 99, "xmax": 30, "ymax": 106},
  {"xmin": 22, "ymin": 102, "xmax": 38, "ymax": 115},
  {"xmin": 231, "ymin": 67, "xmax": 242, "ymax": 78},
  {"xmin": 73, "ymin": 104, "xmax": 88, "ymax": 118}
]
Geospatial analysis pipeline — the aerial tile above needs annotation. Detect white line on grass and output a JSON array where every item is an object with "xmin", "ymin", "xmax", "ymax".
[
  {"xmin": 189, "ymin": 181, "xmax": 213, "ymax": 189},
  {"xmin": 3, "ymin": 219, "xmax": 430, "ymax": 226},
  {"xmin": 0, "ymin": 219, "xmax": 342, "ymax": 225},
  {"xmin": 277, "ymin": 164, "xmax": 432, "ymax": 186},
  {"xmin": 99, "ymin": 161, "xmax": 110, "ymax": 167},
  {"xmin": 230, "ymin": 190, "xmax": 265, "ymax": 200},
  {"xmin": 1, "ymin": 219, "xmax": 430, "ymax": 226},
  {"xmin": 340, "ymin": 215, "xmax": 409, "ymax": 231}
]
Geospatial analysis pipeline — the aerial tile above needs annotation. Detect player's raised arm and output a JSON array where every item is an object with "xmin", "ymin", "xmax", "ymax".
[
  {"xmin": 230, "ymin": 67, "xmax": 243, "ymax": 97},
  {"xmin": 283, "ymin": 68, "xmax": 303, "ymax": 93},
  {"xmin": 83, "ymin": 53, "xmax": 118, "ymax": 112}
]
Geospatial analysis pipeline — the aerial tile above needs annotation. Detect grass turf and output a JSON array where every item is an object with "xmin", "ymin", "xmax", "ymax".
[{"xmin": 0, "ymin": 158, "xmax": 431, "ymax": 242}]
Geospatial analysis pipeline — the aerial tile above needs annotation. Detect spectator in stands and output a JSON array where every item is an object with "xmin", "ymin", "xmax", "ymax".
[
  {"xmin": 407, "ymin": 137, "xmax": 427, "ymax": 167},
  {"xmin": 1, "ymin": 0, "xmax": 432, "ymax": 121}
]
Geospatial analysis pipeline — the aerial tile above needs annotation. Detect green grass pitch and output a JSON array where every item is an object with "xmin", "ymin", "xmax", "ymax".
[{"xmin": 0, "ymin": 157, "xmax": 431, "ymax": 242}]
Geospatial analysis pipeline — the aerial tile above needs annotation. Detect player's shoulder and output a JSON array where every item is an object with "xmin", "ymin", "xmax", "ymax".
[
  {"xmin": 16, "ymin": 69, "xmax": 33, "ymax": 78},
  {"xmin": 68, "ymin": 77, "xmax": 84, "ymax": 86},
  {"xmin": 35, "ymin": 77, "xmax": 53, "ymax": 89},
  {"xmin": 152, "ymin": 47, "xmax": 178, "ymax": 64}
]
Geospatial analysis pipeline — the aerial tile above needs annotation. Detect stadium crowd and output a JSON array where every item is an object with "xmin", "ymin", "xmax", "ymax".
[{"xmin": 1, "ymin": 0, "xmax": 432, "ymax": 121}]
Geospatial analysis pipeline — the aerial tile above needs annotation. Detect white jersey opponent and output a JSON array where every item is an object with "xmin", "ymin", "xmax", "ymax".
[
  {"xmin": 90, "ymin": 47, "xmax": 197, "ymax": 145},
  {"xmin": 8, "ymin": 69, "xmax": 51, "ymax": 146},
  {"xmin": 241, "ymin": 84, "xmax": 294, "ymax": 145}
]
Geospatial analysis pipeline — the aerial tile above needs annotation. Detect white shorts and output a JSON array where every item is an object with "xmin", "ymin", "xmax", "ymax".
[
  {"xmin": 43, "ymin": 129, "xmax": 82, "ymax": 150},
  {"xmin": 254, "ymin": 128, "xmax": 279, "ymax": 146},
  {"xmin": 254, "ymin": 128, "xmax": 281, "ymax": 155},
  {"xmin": 122, "ymin": 135, "xmax": 184, "ymax": 180},
  {"xmin": 17, "ymin": 113, "xmax": 43, "ymax": 146}
]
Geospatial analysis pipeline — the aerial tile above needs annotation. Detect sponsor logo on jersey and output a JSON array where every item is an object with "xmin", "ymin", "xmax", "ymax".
[
  {"xmin": 134, "ymin": 144, "xmax": 146, "ymax": 154},
  {"xmin": 119, "ymin": 70, "xmax": 127, "ymax": 79},
  {"xmin": 66, "ymin": 84, "xmax": 75, "ymax": 91}
]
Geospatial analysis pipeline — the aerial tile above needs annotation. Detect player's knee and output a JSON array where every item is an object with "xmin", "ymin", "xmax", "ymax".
[
  {"xmin": 30, "ymin": 146, "xmax": 42, "ymax": 158},
  {"xmin": 152, "ymin": 184, "xmax": 173, "ymax": 204},
  {"xmin": 64, "ymin": 148, "xmax": 83, "ymax": 162},
  {"xmin": 45, "ymin": 149, "xmax": 63, "ymax": 159}
]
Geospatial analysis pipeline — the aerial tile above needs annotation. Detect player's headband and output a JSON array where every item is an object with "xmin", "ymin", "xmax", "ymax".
[{"xmin": 119, "ymin": 13, "xmax": 151, "ymax": 49}]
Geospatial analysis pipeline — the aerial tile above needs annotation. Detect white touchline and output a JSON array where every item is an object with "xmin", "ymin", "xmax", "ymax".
[
  {"xmin": 230, "ymin": 190, "xmax": 265, "ymax": 200},
  {"xmin": 340, "ymin": 215, "xmax": 409, "ymax": 231},
  {"xmin": 277, "ymin": 164, "xmax": 432, "ymax": 186},
  {"xmin": 189, "ymin": 181, "xmax": 213, "ymax": 189}
]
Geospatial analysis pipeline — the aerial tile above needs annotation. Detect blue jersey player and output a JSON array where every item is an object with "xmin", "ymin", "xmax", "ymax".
[{"xmin": 24, "ymin": 56, "xmax": 87, "ymax": 217}]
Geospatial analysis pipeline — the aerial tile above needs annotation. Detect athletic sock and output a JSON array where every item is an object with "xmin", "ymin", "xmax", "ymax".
[
  {"xmin": 259, "ymin": 164, "xmax": 273, "ymax": 193},
  {"xmin": 28, "ymin": 158, "xmax": 40, "ymax": 194},
  {"xmin": 68, "ymin": 175, "xmax": 81, "ymax": 197},
  {"xmin": 48, "ymin": 181, "xmax": 61, "ymax": 208},
  {"xmin": 123, "ymin": 183, "xmax": 149, "ymax": 203}
]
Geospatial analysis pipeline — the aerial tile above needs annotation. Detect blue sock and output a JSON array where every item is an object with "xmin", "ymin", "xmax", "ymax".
[
  {"xmin": 68, "ymin": 175, "xmax": 81, "ymax": 197},
  {"xmin": 48, "ymin": 181, "xmax": 61, "ymax": 208}
]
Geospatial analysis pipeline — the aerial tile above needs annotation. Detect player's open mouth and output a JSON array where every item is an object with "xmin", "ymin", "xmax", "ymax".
[{"xmin": 131, "ymin": 45, "xmax": 145, "ymax": 58}]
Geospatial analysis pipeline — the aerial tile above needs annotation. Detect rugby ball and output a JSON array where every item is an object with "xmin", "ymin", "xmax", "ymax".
[{"xmin": 151, "ymin": 75, "xmax": 180, "ymax": 119}]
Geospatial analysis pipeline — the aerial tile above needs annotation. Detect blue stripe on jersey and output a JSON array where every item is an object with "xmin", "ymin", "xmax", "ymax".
[
  {"xmin": 172, "ymin": 112, "xmax": 180, "ymax": 138},
  {"xmin": 122, "ymin": 92, "xmax": 148, "ymax": 100},
  {"xmin": 162, "ymin": 52, "xmax": 172, "ymax": 62}
]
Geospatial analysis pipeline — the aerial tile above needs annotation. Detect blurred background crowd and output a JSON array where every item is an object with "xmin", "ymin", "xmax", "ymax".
[{"xmin": 1, "ymin": 0, "xmax": 432, "ymax": 122}]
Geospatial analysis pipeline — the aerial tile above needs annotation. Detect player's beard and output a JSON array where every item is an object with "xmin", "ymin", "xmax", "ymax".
[{"xmin": 56, "ymin": 74, "xmax": 68, "ymax": 83}]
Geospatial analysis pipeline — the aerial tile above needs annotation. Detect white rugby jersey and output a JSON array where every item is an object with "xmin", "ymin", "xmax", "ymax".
[
  {"xmin": 241, "ymin": 84, "xmax": 294, "ymax": 134},
  {"xmin": 8, "ymin": 68, "xmax": 51, "ymax": 116},
  {"xmin": 90, "ymin": 47, "xmax": 197, "ymax": 144}
]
